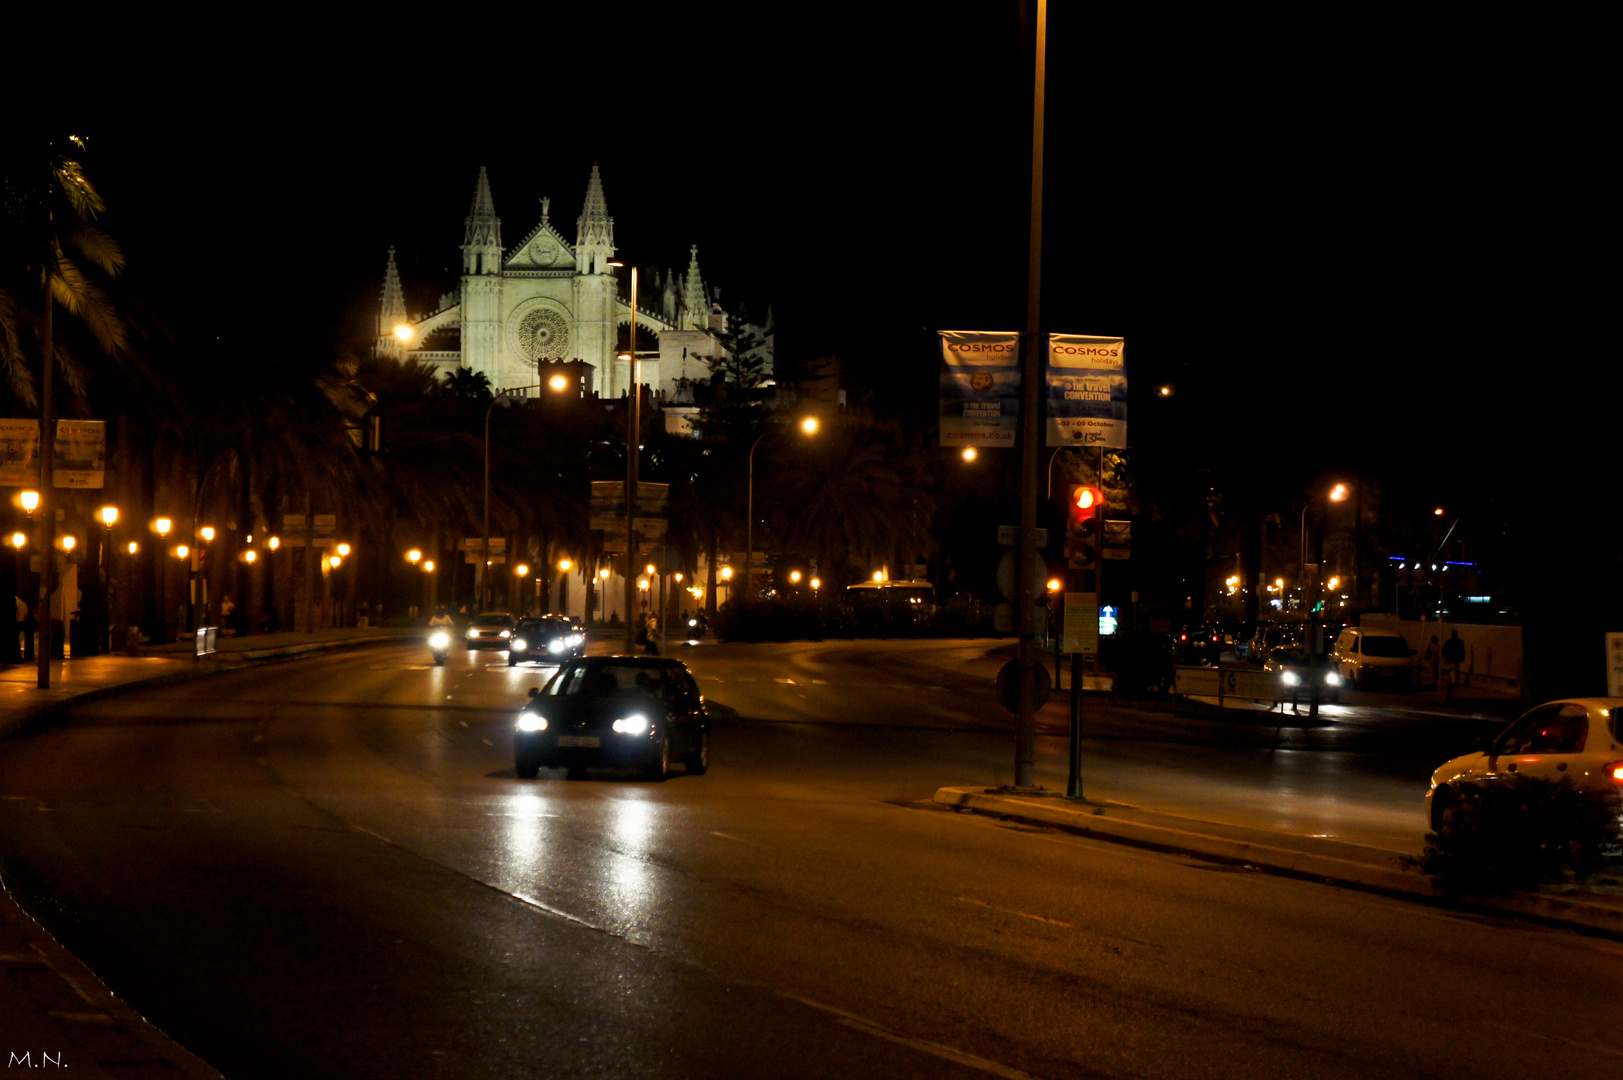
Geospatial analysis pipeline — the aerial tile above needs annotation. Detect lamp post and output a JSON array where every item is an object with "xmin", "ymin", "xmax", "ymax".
[
  {"xmin": 609, "ymin": 261, "xmax": 643, "ymax": 654},
  {"xmin": 98, "ymin": 506, "xmax": 117, "ymax": 654},
  {"xmin": 556, "ymin": 558, "xmax": 572, "ymax": 617},
  {"xmin": 154, "ymin": 518, "xmax": 173, "ymax": 644},
  {"xmin": 745, "ymin": 417, "xmax": 819, "ymax": 601},
  {"xmin": 1298, "ymin": 483, "xmax": 1348, "ymax": 612}
]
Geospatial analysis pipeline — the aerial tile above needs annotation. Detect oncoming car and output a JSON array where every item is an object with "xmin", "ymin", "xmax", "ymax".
[
  {"xmin": 1331, "ymin": 626, "xmax": 1414, "ymax": 689},
  {"xmin": 508, "ymin": 615, "xmax": 585, "ymax": 666},
  {"xmin": 1260, "ymin": 646, "xmax": 1342, "ymax": 705},
  {"xmin": 464, "ymin": 612, "xmax": 515, "ymax": 651},
  {"xmin": 513, "ymin": 656, "xmax": 709, "ymax": 781},
  {"xmin": 1426, "ymin": 698, "xmax": 1623, "ymax": 831}
]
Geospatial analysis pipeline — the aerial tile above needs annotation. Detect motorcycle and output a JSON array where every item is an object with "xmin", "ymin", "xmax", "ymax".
[{"xmin": 427, "ymin": 628, "xmax": 452, "ymax": 666}]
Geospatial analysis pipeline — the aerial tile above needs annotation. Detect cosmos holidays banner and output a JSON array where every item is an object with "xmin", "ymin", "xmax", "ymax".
[
  {"xmin": 939, "ymin": 330, "xmax": 1020, "ymax": 447},
  {"xmin": 1045, "ymin": 334, "xmax": 1127, "ymax": 448}
]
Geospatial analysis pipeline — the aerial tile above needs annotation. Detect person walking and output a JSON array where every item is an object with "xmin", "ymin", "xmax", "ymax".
[{"xmin": 1440, "ymin": 629, "xmax": 1465, "ymax": 700}]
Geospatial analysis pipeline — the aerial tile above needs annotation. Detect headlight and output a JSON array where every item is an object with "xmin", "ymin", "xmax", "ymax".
[
  {"xmin": 1281, "ymin": 671, "xmax": 1300, "ymax": 687},
  {"xmin": 516, "ymin": 712, "xmax": 547, "ymax": 732},
  {"xmin": 1324, "ymin": 672, "xmax": 1341, "ymax": 686},
  {"xmin": 428, "ymin": 632, "xmax": 450, "ymax": 649},
  {"xmin": 511, "ymin": 638, "xmax": 528, "ymax": 651},
  {"xmin": 548, "ymin": 638, "xmax": 567, "ymax": 653},
  {"xmin": 466, "ymin": 628, "xmax": 479, "ymax": 639},
  {"xmin": 612, "ymin": 714, "xmax": 649, "ymax": 735},
  {"xmin": 499, "ymin": 630, "xmax": 511, "ymax": 639},
  {"xmin": 571, "ymin": 634, "xmax": 584, "ymax": 645},
  {"xmin": 688, "ymin": 619, "xmax": 698, "ymax": 627}
]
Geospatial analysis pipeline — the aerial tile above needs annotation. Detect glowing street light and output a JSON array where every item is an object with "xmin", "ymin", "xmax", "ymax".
[
  {"xmin": 199, "ymin": 526, "xmax": 216, "ymax": 543},
  {"xmin": 719, "ymin": 566, "xmax": 732, "ymax": 581},
  {"xmin": 329, "ymin": 555, "xmax": 342, "ymax": 569},
  {"xmin": 175, "ymin": 545, "xmax": 190, "ymax": 559},
  {"xmin": 810, "ymin": 578, "xmax": 821, "ymax": 591},
  {"xmin": 515, "ymin": 564, "xmax": 530, "ymax": 577},
  {"xmin": 747, "ymin": 419, "xmax": 819, "ymax": 598},
  {"xmin": 60, "ymin": 536, "xmax": 76, "ymax": 552},
  {"xmin": 244, "ymin": 550, "xmax": 258, "ymax": 564},
  {"xmin": 10, "ymin": 533, "xmax": 24, "ymax": 549},
  {"xmin": 422, "ymin": 560, "xmax": 435, "ymax": 573},
  {"xmin": 549, "ymin": 373, "xmax": 569, "ymax": 393},
  {"xmin": 99, "ymin": 506, "xmax": 118, "ymax": 527},
  {"xmin": 267, "ymin": 536, "xmax": 280, "ymax": 551},
  {"xmin": 558, "ymin": 558, "xmax": 572, "ymax": 572},
  {"xmin": 406, "ymin": 549, "xmax": 422, "ymax": 564},
  {"xmin": 393, "ymin": 323, "xmax": 414, "ymax": 343},
  {"xmin": 126, "ymin": 541, "xmax": 138, "ymax": 555},
  {"xmin": 20, "ymin": 491, "xmax": 40, "ymax": 515},
  {"xmin": 599, "ymin": 567, "xmax": 611, "ymax": 581},
  {"xmin": 961, "ymin": 447, "xmax": 978, "ymax": 462},
  {"xmin": 154, "ymin": 518, "xmax": 172, "ymax": 538},
  {"xmin": 1047, "ymin": 578, "xmax": 1062, "ymax": 593}
]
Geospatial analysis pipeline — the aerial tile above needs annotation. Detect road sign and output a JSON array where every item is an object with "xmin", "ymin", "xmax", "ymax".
[
  {"xmin": 1062, "ymin": 592, "xmax": 1098, "ymax": 656},
  {"xmin": 313, "ymin": 514, "xmax": 337, "ymax": 535},
  {"xmin": 997, "ymin": 525, "xmax": 1049, "ymax": 547},
  {"xmin": 996, "ymin": 549, "xmax": 1048, "ymax": 603},
  {"xmin": 282, "ymin": 514, "xmax": 306, "ymax": 531},
  {"xmin": 996, "ymin": 658, "xmax": 1051, "ymax": 713}
]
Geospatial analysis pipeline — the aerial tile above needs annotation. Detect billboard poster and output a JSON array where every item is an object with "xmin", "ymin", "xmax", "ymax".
[
  {"xmin": 939, "ymin": 330, "xmax": 1020, "ymax": 448},
  {"xmin": 1045, "ymin": 334, "xmax": 1126, "ymax": 448},
  {"xmin": 0, "ymin": 419, "xmax": 106, "ymax": 488},
  {"xmin": 0, "ymin": 419, "xmax": 40, "ymax": 487}
]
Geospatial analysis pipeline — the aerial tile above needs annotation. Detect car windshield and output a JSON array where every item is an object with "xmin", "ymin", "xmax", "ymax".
[
  {"xmin": 473, "ymin": 614, "xmax": 511, "ymax": 627},
  {"xmin": 1359, "ymin": 635, "xmax": 1409, "ymax": 658},
  {"xmin": 1272, "ymin": 649, "xmax": 1311, "ymax": 666},
  {"xmin": 545, "ymin": 663, "xmax": 670, "ymax": 698},
  {"xmin": 518, "ymin": 618, "xmax": 569, "ymax": 634}
]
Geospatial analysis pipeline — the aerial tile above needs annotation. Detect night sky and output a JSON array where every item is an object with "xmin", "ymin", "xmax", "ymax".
[{"xmin": 54, "ymin": 6, "xmax": 1610, "ymax": 499}]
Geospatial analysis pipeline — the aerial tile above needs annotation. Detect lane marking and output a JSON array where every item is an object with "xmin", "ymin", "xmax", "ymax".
[
  {"xmin": 812, "ymin": 679, "xmax": 829, "ymax": 685},
  {"xmin": 710, "ymin": 831, "xmax": 751, "ymax": 844},
  {"xmin": 1481, "ymin": 1020, "xmax": 1623, "ymax": 1059},
  {"xmin": 781, "ymin": 994, "xmax": 1040, "ymax": 1080},
  {"xmin": 956, "ymin": 896, "xmax": 1072, "ymax": 927},
  {"xmin": 481, "ymin": 738, "xmax": 493, "ymax": 746}
]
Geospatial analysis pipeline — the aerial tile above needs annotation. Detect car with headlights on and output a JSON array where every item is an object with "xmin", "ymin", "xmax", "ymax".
[
  {"xmin": 1426, "ymin": 698, "xmax": 1623, "ymax": 831},
  {"xmin": 513, "ymin": 656, "xmax": 709, "ymax": 781},
  {"xmin": 464, "ymin": 611, "xmax": 515, "ymax": 651},
  {"xmin": 1260, "ymin": 645, "xmax": 1342, "ymax": 705},
  {"xmin": 508, "ymin": 615, "xmax": 585, "ymax": 666}
]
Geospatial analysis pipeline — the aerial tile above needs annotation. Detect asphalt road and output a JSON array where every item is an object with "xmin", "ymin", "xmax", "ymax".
[{"xmin": 0, "ymin": 639, "xmax": 1615, "ymax": 1079}]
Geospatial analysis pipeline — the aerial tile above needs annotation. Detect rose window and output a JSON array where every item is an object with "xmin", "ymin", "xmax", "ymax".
[{"xmin": 518, "ymin": 309, "xmax": 570, "ymax": 361}]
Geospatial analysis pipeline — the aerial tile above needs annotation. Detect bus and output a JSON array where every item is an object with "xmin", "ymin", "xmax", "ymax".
[{"xmin": 846, "ymin": 580, "xmax": 937, "ymax": 619}]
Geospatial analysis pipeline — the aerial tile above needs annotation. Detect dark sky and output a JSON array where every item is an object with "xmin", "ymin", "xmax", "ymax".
[{"xmin": 63, "ymin": 5, "xmax": 1609, "ymax": 497}]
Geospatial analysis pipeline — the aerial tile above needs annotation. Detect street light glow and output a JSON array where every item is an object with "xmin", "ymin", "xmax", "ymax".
[
  {"xmin": 558, "ymin": 558, "xmax": 572, "ymax": 571},
  {"xmin": 549, "ymin": 373, "xmax": 569, "ymax": 392},
  {"xmin": 645, "ymin": 563, "xmax": 656, "ymax": 576},
  {"xmin": 638, "ymin": 578, "xmax": 649, "ymax": 590},
  {"xmin": 61, "ymin": 536, "xmax": 75, "ymax": 551},
  {"xmin": 9, "ymin": 533, "xmax": 23, "ymax": 549},
  {"xmin": 407, "ymin": 549, "xmax": 422, "ymax": 564},
  {"xmin": 1047, "ymin": 578, "xmax": 1062, "ymax": 592},
  {"xmin": 20, "ymin": 491, "xmax": 39, "ymax": 513},
  {"xmin": 99, "ymin": 506, "xmax": 118, "ymax": 526},
  {"xmin": 175, "ymin": 545, "xmax": 189, "ymax": 559},
  {"xmin": 267, "ymin": 536, "xmax": 280, "ymax": 550},
  {"xmin": 720, "ymin": 566, "xmax": 733, "ymax": 581},
  {"xmin": 244, "ymin": 550, "xmax": 257, "ymax": 564},
  {"xmin": 423, "ymin": 560, "xmax": 435, "ymax": 572},
  {"xmin": 126, "ymin": 541, "xmax": 138, "ymax": 555},
  {"xmin": 1434, "ymin": 507, "xmax": 1445, "ymax": 516},
  {"xmin": 337, "ymin": 543, "xmax": 351, "ymax": 557},
  {"xmin": 674, "ymin": 572, "xmax": 683, "ymax": 582},
  {"xmin": 200, "ymin": 526, "xmax": 216, "ymax": 542},
  {"xmin": 329, "ymin": 555, "xmax": 342, "ymax": 569},
  {"xmin": 393, "ymin": 323, "xmax": 414, "ymax": 343},
  {"xmin": 599, "ymin": 568, "xmax": 611, "ymax": 580},
  {"xmin": 789, "ymin": 571, "xmax": 802, "ymax": 584},
  {"xmin": 515, "ymin": 564, "xmax": 530, "ymax": 577},
  {"xmin": 800, "ymin": 416, "xmax": 819, "ymax": 435},
  {"xmin": 874, "ymin": 571, "xmax": 885, "ymax": 582},
  {"xmin": 962, "ymin": 447, "xmax": 978, "ymax": 462},
  {"xmin": 1330, "ymin": 484, "xmax": 1348, "ymax": 502},
  {"xmin": 155, "ymin": 518, "xmax": 172, "ymax": 536},
  {"xmin": 810, "ymin": 578, "xmax": 821, "ymax": 590}
]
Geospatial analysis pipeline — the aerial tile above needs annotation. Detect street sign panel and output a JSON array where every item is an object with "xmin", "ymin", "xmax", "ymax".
[
  {"xmin": 313, "ymin": 514, "xmax": 337, "ymax": 535},
  {"xmin": 1061, "ymin": 592, "xmax": 1098, "ymax": 656}
]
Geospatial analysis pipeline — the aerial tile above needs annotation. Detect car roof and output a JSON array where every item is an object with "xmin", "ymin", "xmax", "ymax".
[{"xmin": 1534, "ymin": 698, "xmax": 1623, "ymax": 712}]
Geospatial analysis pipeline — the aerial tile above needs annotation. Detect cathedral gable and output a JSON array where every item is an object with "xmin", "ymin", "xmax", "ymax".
[{"xmin": 505, "ymin": 222, "xmax": 575, "ymax": 272}]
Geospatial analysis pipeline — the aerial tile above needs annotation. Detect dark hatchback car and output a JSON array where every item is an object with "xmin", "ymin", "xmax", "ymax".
[
  {"xmin": 464, "ymin": 611, "xmax": 516, "ymax": 650},
  {"xmin": 513, "ymin": 656, "xmax": 709, "ymax": 781},
  {"xmin": 508, "ymin": 615, "xmax": 585, "ymax": 666}
]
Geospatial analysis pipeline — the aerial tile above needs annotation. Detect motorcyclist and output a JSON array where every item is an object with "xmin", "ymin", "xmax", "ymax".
[{"xmin": 427, "ymin": 606, "xmax": 454, "ymax": 629}]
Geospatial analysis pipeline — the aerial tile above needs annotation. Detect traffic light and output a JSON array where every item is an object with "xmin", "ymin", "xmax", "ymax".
[{"xmin": 1065, "ymin": 485, "xmax": 1103, "ymax": 569}]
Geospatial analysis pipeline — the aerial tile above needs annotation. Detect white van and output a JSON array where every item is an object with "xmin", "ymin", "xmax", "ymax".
[{"xmin": 1331, "ymin": 627, "xmax": 1414, "ymax": 688}]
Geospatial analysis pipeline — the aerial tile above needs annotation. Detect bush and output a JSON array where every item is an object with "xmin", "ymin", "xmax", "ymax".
[{"xmin": 1414, "ymin": 776, "xmax": 1621, "ymax": 894}]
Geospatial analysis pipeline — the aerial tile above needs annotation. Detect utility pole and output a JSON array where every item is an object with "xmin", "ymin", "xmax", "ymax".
[{"xmin": 1013, "ymin": 0, "xmax": 1049, "ymax": 788}]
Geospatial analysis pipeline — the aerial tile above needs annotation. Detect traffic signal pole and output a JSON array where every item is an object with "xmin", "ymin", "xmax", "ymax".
[{"xmin": 1013, "ymin": 0, "xmax": 1048, "ymax": 790}]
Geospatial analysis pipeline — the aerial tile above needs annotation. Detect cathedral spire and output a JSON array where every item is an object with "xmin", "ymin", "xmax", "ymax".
[
  {"xmin": 682, "ymin": 245, "xmax": 708, "ymax": 331},
  {"xmin": 376, "ymin": 246, "xmax": 408, "ymax": 357},
  {"xmin": 462, "ymin": 166, "xmax": 503, "ymax": 275},
  {"xmin": 574, "ymin": 164, "xmax": 615, "ymax": 275}
]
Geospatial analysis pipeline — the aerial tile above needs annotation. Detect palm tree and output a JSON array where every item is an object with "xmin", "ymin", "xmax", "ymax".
[{"xmin": 1, "ymin": 132, "xmax": 129, "ymax": 685}]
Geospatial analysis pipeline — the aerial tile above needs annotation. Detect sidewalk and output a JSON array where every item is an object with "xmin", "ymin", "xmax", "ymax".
[
  {"xmin": 933, "ymin": 786, "xmax": 1623, "ymax": 939},
  {"xmin": 0, "ymin": 625, "xmax": 415, "ymax": 1077}
]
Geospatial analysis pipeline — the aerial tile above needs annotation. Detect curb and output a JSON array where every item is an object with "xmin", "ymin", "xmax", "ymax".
[{"xmin": 933, "ymin": 786, "xmax": 1623, "ymax": 940}]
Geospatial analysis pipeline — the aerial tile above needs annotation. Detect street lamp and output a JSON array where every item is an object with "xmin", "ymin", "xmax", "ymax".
[
  {"xmin": 1299, "ymin": 483, "xmax": 1348, "ymax": 602},
  {"xmin": 153, "ymin": 518, "xmax": 174, "ymax": 644},
  {"xmin": 19, "ymin": 490, "xmax": 39, "ymax": 515},
  {"xmin": 961, "ymin": 447, "xmax": 978, "ymax": 462},
  {"xmin": 746, "ymin": 417, "xmax": 819, "ymax": 600},
  {"xmin": 407, "ymin": 549, "xmax": 422, "ymax": 564}
]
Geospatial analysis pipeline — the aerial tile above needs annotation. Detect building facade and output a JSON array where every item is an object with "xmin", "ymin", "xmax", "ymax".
[{"xmin": 375, "ymin": 165, "xmax": 770, "ymax": 407}]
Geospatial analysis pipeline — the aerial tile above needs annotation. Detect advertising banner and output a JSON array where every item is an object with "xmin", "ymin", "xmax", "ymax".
[
  {"xmin": 53, "ymin": 420, "xmax": 106, "ymax": 489},
  {"xmin": 939, "ymin": 331, "xmax": 1020, "ymax": 448},
  {"xmin": 1045, "ymin": 334, "xmax": 1126, "ymax": 448},
  {"xmin": 0, "ymin": 419, "xmax": 39, "ymax": 487}
]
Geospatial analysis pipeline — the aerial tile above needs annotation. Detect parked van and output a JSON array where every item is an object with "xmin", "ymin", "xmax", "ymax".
[{"xmin": 1331, "ymin": 626, "xmax": 1414, "ymax": 688}]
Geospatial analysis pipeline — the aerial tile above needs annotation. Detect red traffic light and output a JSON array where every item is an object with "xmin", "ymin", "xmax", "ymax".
[{"xmin": 1069, "ymin": 486, "xmax": 1102, "ymax": 519}]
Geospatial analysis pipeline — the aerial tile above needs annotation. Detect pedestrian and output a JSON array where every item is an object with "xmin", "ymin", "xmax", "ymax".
[
  {"xmin": 1441, "ymin": 630, "xmax": 1465, "ymax": 700},
  {"xmin": 1423, "ymin": 635, "xmax": 1440, "ymax": 688},
  {"xmin": 642, "ymin": 614, "xmax": 659, "ymax": 656}
]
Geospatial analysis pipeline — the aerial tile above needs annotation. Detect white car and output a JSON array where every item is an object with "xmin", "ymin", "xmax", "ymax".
[
  {"xmin": 1331, "ymin": 627, "xmax": 1414, "ymax": 689},
  {"xmin": 1426, "ymin": 697, "xmax": 1623, "ymax": 831}
]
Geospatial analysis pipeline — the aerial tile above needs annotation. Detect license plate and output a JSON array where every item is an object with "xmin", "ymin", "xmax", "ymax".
[{"xmin": 557, "ymin": 736, "xmax": 600, "ymax": 748}]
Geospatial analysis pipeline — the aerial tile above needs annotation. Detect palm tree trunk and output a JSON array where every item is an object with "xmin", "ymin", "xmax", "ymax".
[{"xmin": 38, "ymin": 290, "xmax": 55, "ymax": 687}]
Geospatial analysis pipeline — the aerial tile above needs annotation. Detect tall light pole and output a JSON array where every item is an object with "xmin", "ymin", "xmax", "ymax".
[
  {"xmin": 745, "ymin": 416, "xmax": 819, "ymax": 600},
  {"xmin": 610, "ymin": 261, "xmax": 640, "ymax": 654},
  {"xmin": 154, "ymin": 517, "xmax": 172, "ymax": 644}
]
